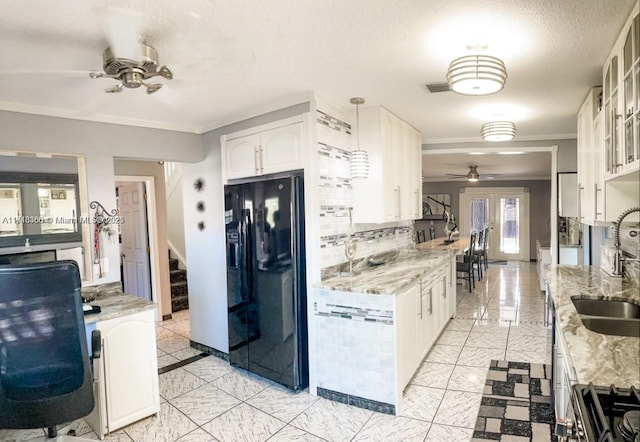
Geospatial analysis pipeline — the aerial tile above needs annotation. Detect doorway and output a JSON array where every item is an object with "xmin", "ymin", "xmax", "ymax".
[{"xmin": 460, "ymin": 187, "xmax": 531, "ymax": 262}]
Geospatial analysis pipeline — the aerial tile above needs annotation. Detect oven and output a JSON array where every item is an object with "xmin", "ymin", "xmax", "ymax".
[{"xmin": 562, "ymin": 384, "xmax": 640, "ymax": 442}]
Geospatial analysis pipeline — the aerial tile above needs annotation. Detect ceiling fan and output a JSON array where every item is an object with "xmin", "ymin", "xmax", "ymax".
[
  {"xmin": 445, "ymin": 165, "xmax": 482, "ymax": 181},
  {"xmin": 0, "ymin": 8, "xmax": 174, "ymax": 95},
  {"xmin": 88, "ymin": 8, "xmax": 173, "ymax": 95}
]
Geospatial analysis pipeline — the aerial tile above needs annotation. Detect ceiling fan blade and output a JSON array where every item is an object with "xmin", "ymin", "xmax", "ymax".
[
  {"xmin": 445, "ymin": 173, "xmax": 466, "ymax": 177},
  {"xmin": 104, "ymin": 7, "xmax": 143, "ymax": 60},
  {"xmin": 0, "ymin": 69, "xmax": 92, "ymax": 76}
]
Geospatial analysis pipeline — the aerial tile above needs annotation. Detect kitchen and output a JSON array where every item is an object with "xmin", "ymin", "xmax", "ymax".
[{"xmin": 0, "ymin": 1, "xmax": 639, "ymax": 442}]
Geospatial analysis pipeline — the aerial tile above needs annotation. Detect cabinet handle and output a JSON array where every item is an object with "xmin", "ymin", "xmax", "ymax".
[
  {"xmin": 414, "ymin": 190, "xmax": 419, "ymax": 218},
  {"xmin": 395, "ymin": 186, "xmax": 401, "ymax": 219},
  {"xmin": 259, "ymin": 145, "xmax": 264, "ymax": 174},
  {"xmin": 442, "ymin": 276, "xmax": 447, "ymax": 298},
  {"xmin": 418, "ymin": 280, "xmax": 423, "ymax": 318},
  {"xmin": 429, "ymin": 288, "xmax": 433, "ymax": 315},
  {"xmin": 254, "ymin": 146, "xmax": 260, "ymax": 175},
  {"xmin": 578, "ymin": 184, "xmax": 584, "ymax": 219},
  {"xmin": 594, "ymin": 184, "xmax": 602, "ymax": 216}
]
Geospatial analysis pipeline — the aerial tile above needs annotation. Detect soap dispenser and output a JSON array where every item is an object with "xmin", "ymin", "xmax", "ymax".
[{"xmin": 24, "ymin": 238, "xmax": 32, "ymax": 252}]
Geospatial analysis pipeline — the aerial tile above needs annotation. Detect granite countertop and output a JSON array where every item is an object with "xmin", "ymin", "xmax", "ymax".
[
  {"xmin": 545, "ymin": 265, "xmax": 640, "ymax": 388},
  {"xmin": 316, "ymin": 246, "xmax": 451, "ymax": 295},
  {"xmin": 82, "ymin": 282, "xmax": 155, "ymax": 324}
]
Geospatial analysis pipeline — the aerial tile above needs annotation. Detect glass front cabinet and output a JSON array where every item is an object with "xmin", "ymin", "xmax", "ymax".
[{"xmin": 603, "ymin": 5, "xmax": 640, "ymax": 179}]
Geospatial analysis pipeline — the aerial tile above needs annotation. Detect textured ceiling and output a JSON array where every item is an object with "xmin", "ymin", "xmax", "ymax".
[{"xmin": 0, "ymin": 0, "xmax": 636, "ymax": 141}]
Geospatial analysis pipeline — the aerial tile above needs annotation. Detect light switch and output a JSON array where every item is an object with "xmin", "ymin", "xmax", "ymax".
[{"xmin": 100, "ymin": 258, "xmax": 109, "ymax": 273}]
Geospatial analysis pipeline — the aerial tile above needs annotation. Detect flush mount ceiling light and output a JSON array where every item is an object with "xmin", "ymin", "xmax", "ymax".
[
  {"xmin": 350, "ymin": 97, "xmax": 369, "ymax": 179},
  {"xmin": 446, "ymin": 55, "xmax": 507, "ymax": 95},
  {"xmin": 481, "ymin": 121, "xmax": 516, "ymax": 141}
]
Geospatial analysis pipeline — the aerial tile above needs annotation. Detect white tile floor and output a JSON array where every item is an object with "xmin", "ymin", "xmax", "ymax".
[{"xmin": 1, "ymin": 262, "xmax": 552, "ymax": 442}]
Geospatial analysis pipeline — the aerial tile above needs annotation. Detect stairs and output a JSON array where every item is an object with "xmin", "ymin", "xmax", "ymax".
[{"xmin": 169, "ymin": 252, "xmax": 189, "ymax": 313}]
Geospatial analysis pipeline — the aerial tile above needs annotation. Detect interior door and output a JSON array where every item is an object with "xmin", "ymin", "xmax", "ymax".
[
  {"xmin": 118, "ymin": 182, "xmax": 152, "ymax": 300},
  {"xmin": 460, "ymin": 188, "xmax": 530, "ymax": 261}
]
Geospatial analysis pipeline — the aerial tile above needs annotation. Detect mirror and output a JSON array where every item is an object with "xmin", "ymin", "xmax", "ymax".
[{"xmin": 0, "ymin": 153, "xmax": 90, "ymax": 281}]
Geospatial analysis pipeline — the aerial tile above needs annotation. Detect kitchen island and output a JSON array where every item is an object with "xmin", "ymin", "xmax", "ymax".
[
  {"xmin": 311, "ymin": 246, "xmax": 457, "ymax": 414},
  {"xmin": 82, "ymin": 283, "xmax": 160, "ymax": 440}
]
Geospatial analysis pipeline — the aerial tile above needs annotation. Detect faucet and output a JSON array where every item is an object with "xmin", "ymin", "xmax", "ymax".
[{"xmin": 612, "ymin": 206, "xmax": 640, "ymax": 276}]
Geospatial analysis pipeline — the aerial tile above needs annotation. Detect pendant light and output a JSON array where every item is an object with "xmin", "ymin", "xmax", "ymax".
[
  {"xmin": 481, "ymin": 121, "xmax": 516, "ymax": 141},
  {"xmin": 446, "ymin": 54, "xmax": 507, "ymax": 95},
  {"xmin": 350, "ymin": 97, "xmax": 369, "ymax": 179}
]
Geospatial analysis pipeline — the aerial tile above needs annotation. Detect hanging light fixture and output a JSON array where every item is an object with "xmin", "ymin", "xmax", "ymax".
[
  {"xmin": 350, "ymin": 97, "xmax": 369, "ymax": 179},
  {"xmin": 481, "ymin": 121, "xmax": 517, "ymax": 141},
  {"xmin": 446, "ymin": 54, "xmax": 507, "ymax": 95}
]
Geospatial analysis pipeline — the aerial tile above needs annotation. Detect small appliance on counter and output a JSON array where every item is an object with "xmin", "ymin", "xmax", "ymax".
[{"xmin": 565, "ymin": 383, "xmax": 640, "ymax": 441}]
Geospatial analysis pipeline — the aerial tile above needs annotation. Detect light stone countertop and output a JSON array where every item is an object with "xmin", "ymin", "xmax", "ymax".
[
  {"xmin": 82, "ymin": 282, "xmax": 155, "ymax": 324},
  {"xmin": 545, "ymin": 265, "xmax": 640, "ymax": 388},
  {"xmin": 316, "ymin": 246, "xmax": 452, "ymax": 295}
]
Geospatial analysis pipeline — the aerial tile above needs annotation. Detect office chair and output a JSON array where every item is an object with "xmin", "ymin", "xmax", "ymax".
[{"xmin": 0, "ymin": 261, "xmax": 100, "ymax": 441}]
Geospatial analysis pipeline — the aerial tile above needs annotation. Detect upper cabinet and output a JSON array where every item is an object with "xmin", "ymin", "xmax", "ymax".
[
  {"xmin": 352, "ymin": 106, "xmax": 422, "ymax": 223},
  {"xmin": 602, "ymin": 3, "xmax": 640, "ymax": 179},
  {"xmin": 222, "ymin": 116, "xmax": 306, "ymax": 181}
]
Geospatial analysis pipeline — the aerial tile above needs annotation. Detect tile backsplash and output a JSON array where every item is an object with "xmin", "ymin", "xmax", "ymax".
[{"xmin": 316, "ymin": 109, "xmax": 410, "ymax": 271}]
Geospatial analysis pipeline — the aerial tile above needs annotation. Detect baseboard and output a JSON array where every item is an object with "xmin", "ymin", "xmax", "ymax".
[{"xmin": 190, "ymin": 340, "xmax": 229, "ymax": 361}]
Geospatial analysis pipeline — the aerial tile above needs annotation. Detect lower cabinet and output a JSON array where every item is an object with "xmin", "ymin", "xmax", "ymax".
[
  {"xmin": 86, "ymin": 309, "xmax": 160, "ymax": 439},
  {"xmin": 396, "ymin": 259, "xmax": 456, "ymax": 396}
]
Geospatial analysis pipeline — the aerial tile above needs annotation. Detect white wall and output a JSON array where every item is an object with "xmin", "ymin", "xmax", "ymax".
[
  {"xmin": 0, "ymin": 111, "xmax": 203, "ymax": 286},
  {"xmin": 182, "ymin": 103, "xmax": 310, "ymax": 352},
  {"xmin": 165, "ymin": 163, "xmax": 186, "ymax": 267}
]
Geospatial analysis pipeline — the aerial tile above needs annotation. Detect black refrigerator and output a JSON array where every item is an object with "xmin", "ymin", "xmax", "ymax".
[{"xmin": 224, "ymin": 172, "xmax": 308, "ymax": 390}]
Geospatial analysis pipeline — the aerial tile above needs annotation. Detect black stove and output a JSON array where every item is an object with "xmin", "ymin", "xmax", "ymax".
[{"xmin": 571, "ymin": 384, "xmax": 640, "ymax": 441}]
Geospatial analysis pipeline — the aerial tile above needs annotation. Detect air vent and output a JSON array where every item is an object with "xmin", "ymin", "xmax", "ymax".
[{"xmin": 425, "ymin": 82, "xmax": 450, "ymax": 93}]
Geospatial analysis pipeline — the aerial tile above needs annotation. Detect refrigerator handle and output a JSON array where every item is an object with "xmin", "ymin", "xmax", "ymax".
[{"xmin": 242, "ymin": 208, "xmax": 253, "ymax": 300}]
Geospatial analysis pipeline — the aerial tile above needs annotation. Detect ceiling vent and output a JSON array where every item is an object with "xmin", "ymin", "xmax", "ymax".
[{"xmin": 424, "ymin": 82, "xmax": 451, "ymax": 93}]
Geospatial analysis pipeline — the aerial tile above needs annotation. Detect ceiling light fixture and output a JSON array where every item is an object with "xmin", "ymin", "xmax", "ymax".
[
  {"xmin": 467, "ymin": 165, "xmax": 480, "ymax": 182},
  {"xmin": 446, "ymin": 55, "xmax": 507, "ymax": 95},
  {"xmin": 350, "ymin": 97, "xmax": 369, "ymax": 179},
  {"xmin": 481, "ymin": 121, "xmax": 516, "ymax": 141}
]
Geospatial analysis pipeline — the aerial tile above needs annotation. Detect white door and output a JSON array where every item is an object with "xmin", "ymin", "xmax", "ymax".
[
  {"xmin": 460, "ymin": 187, "xmax": 530, "ymax": 262},
  {"xmin": 119, "ymin": 182, "xmax": 152, "ymax": 300}
]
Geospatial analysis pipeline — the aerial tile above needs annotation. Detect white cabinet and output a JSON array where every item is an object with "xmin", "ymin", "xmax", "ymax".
[
  {"xmin": 577, "ymin": 87, "xmax": 639, "ymax": 225},
  {"xmin": 86, "ymin": 309, "xmax": 160, "ymax": 439},
  {"xmin": 396, "ymin": 283, "xmax": 418, "ymax": 389},
  {"xmin": 222, "ymin": 119, "xmax": 305, "ymax": 181},
  {"xmin": 396, "ymin": 260, "xmax": 453, "ymax": 393},
  {"xmin": 602, "ymin": 3, "xmax": 640, "ymax": 180},
  {"xmin": 558, "ymin": 173, "xmax": 578, "ymax": 218},
  {"xmin": 352, "ymin": 106, "xmax": 422, "ymax": 223}
]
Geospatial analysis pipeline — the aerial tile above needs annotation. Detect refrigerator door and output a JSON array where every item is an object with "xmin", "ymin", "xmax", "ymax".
[
  {"xmin": 225, "ymin": 183, "xmax": 251, "ymax": 370},
  {"xmin": 247, "ymin": 176, "xmax": 308, "ymax": 389}
]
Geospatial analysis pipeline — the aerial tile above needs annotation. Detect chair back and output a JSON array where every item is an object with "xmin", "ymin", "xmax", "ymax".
[
  {"xmin": 476, "ymin": 229, "xmax": 484, "ymax": 251},
  {"xmin": 483, "ymin": 227, "xmax": 489, "ymax": 252},
  {"xmin": 0, "ymin": 261, "xmax": 94, "ymax": 430},
  {"xmin": 416, "ymin": 230, "xmax": 426, "ymax": 244},
  {"xmin": 466, "ymin": 233, "xmax": 477, "ymax": 260},
  {"xmin": 428, "ymin": 226, "xmax": 437, "ymax": 240}
]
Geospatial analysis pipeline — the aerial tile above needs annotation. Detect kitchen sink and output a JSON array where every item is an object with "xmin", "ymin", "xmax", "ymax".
[
  {"xmin": 571, "ymin": 297, "xmax": 640, "ymax": 319},
  {"xmin": 579, "ymin": 316, "xmax": 640, "ymax": 338}
]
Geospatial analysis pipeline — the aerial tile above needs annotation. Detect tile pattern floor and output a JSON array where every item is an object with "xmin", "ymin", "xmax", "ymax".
[
  {"xmin": 1, "ymin": 262, "xmax": 553, "ymax": 442},
  {"xmin": 472, "ymin": 360, "xmax": 558, "ymax": 442}
]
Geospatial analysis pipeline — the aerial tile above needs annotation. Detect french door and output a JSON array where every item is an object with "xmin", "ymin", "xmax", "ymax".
[{"xmin": 459, "ymin": 187, "xmax": 530, "ymax": 261}]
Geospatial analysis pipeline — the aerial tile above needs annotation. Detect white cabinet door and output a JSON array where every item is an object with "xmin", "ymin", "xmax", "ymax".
[
  {"xmin": 353, "ymin": 107, "xmax": 422, "ymax": 223},
  {"xmin": 396, "ymin": 283, "xmax": 418, "ymax": 389},
  {"xmin": 260, "ymin": 123, "xmax": 304, "ymax": 176},
  {"xmin": 413, "ymin": 128, "xmax": 423, "ymax": 220},
  {"xmin": 225, "ymin": 133, "xmax": 260, "ymax": 180},
  {"xmin": 415, "ymin": 279, "xmax": 432, "ymax": 361},
  {"xmin": 98, "ymin": 310, "xmax": 159, "ymax": 433},
  {"xmin": 558, "ymin": 174, "xmax": 578, "ymax": 218}
]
